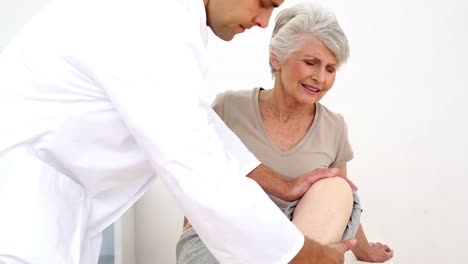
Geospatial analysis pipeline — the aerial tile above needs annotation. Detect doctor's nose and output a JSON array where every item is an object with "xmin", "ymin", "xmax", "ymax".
[{"xmin": 254, "ymin": 8, "xmax": 273, "ymax": 28}]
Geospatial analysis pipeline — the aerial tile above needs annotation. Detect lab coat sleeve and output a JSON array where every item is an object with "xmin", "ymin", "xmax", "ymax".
[
  {"xmin": 70, "ymin": 3, "xmax": 304, "ymax": 264},
  {"xmin": 205, "ymin": 104, "xmax": 262, "ymax": 179},
  {"xmin": 207, "ymin": 92, "xmax": 261, "ymax": 177}
]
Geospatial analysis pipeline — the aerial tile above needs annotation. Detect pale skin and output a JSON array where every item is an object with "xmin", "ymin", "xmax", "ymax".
[{"xmin": 291, "ymin": 166, "xmax": 354, "ymax": 245}]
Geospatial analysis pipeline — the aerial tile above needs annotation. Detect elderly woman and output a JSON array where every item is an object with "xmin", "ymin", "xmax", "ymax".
[{"xmin": 176, "ymin": 3, "xmax": 393, "ymax": 263}]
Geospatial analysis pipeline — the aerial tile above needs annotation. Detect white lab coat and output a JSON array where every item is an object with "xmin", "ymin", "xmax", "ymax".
[{"xmin": 0, "ymin": 0, "xmax": 304, "ymax": 263}]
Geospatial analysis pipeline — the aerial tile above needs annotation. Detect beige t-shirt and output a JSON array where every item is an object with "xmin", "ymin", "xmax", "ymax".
[{"xmin": 212, "ymin": 88, "xmax": 354, "ymax": 212}]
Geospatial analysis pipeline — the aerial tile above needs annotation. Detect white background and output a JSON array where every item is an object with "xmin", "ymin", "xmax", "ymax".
[{"xmin": 1, "ymin": 0, "xmax": 467, "ymax": 263}]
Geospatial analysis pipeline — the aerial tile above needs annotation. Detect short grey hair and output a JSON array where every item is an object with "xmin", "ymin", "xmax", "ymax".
[{"xmin": 269, "ymin": 2, "xmax": 349, "ymax": 75}]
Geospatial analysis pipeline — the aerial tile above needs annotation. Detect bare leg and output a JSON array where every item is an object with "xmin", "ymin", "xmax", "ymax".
[{"xmin": 292, "ymin": 177, "xmax": 353, "ymax": 244}]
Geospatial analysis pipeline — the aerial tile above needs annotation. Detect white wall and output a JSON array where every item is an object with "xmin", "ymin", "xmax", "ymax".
[
  {"xmin": 135, "ymin": 180, "xmax": 183, "ymax": 264},
  {"xmin": 2, "ymin": 0, "xmax": 467, "ymax": 263}
]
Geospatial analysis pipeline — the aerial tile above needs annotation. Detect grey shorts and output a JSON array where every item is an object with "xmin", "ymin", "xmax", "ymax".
[{"xmin": 176, "ymin": 190, "xmax": 362, "ymax": 264}]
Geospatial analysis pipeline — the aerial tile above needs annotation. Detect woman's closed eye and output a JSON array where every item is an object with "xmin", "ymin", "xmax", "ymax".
[{"xmin": 326, "ymin": 66, "xmax": 336, "ymax": 73}]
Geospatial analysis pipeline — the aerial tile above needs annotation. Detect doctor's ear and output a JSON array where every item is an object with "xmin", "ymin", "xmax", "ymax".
[{"xmin": 270, "ymin": 53, "xmax": 281, "ymax": 71}]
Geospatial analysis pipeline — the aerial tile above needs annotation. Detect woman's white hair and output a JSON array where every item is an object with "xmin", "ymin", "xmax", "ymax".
[{"xmin": 269, "ymin": 2, "xmax": 349, "ymax": 75}]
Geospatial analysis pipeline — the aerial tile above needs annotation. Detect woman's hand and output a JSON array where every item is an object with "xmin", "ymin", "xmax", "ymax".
[{"xmin": 355, "ymin": 241, "xmax": 393, "ymax": 263}]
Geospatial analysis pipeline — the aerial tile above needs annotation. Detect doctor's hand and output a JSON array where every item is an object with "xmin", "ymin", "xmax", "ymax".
[
  {"xmin": 283, "ymin": 168, "xmax": 357, "ymax": 202},
  {"xmin": 283, "ymin": 168, "xmax": 340, "ymax": 202},
  {"xmin": 290, "ymin": 237, "xmax": 356, "ymax": 264}
]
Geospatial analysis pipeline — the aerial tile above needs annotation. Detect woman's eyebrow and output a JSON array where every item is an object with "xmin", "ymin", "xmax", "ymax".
[{"xmin": 304, "ymin": 55, "xmax": 320, "ymax": 61}]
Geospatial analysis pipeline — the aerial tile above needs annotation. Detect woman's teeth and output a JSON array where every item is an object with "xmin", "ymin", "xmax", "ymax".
[{"xmin": 302, "ymin": 83, "xmax": 320, "ymax": 92}]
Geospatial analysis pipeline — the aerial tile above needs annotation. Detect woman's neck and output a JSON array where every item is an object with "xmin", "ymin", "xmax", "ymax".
[{"xmin": 262, "ymin": 83, "xmax": 316, "ymax": 123}]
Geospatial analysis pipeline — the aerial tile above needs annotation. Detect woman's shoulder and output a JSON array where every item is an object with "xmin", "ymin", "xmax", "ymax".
[
  {"xmin": 211, "ymin": 88, "xmax": 259, "ymax": 119},
  {"xmin": 316, "ymin": 103, "xmax": 347, "ymax": 129},
  {"xmin": 213, "ymin": 88, "xmax": 258, "ymax": 107},
  {"xmin": 220, "ymin": 88, "xmax": 258, "ymax": 100}
]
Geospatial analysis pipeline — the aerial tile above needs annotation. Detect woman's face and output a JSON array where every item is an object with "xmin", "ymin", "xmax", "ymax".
[{"xmin": 275, "ymin": 34, "xmax": 338, "ymax": 106}]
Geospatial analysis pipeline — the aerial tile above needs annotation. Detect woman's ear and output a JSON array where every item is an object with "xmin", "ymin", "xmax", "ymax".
[{"xmin": 270, "ymin": 53, "xmax": 281, "ymax": 71}]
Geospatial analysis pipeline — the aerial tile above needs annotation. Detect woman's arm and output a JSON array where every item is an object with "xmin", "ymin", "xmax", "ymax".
[
  {"xmin": 339, "ymin": 165, "xmax": 393, "ymax": 262},
  {"xmin": 351, "ymin": 224, "xmax": 393, "ymax": 262}
]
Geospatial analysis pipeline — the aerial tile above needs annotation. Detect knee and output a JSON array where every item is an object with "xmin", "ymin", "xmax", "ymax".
[
  {"xmin": 292, "ymin": 177, "xmax": 355, "ymax": 231},
  {"xmin": 313, "ymin": 176, "xmax": 351, "ymax": 189},
  {"xmin": 307, "ymin": 177, "xmax": 353, "ymax": 199}
]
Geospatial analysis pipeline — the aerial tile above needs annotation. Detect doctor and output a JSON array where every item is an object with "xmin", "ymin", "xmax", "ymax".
[{"xmin": 0, "ymin": 0, "xmax": 355, "ymax": 263}]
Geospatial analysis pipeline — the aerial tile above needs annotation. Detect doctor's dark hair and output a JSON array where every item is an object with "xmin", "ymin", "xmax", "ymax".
[{"xmin": 269, "ymin": 2, "xmax": 349, "ymax": 76}]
